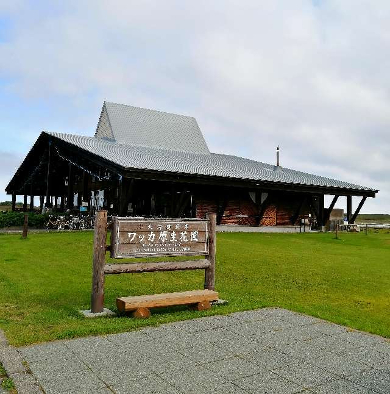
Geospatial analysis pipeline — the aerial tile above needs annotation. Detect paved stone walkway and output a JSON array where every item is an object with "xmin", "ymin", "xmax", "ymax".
[{"xmin": 19, "ymin": 308, "xmax": 390, "ymax": 393}]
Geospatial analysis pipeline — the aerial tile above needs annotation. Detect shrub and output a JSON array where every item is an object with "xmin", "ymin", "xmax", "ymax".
[{"xmin": 0, "ymin": 211, "xmax": 68, "ymax": 228}]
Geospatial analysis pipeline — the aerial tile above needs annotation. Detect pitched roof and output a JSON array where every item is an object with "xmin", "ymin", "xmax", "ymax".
[
  {"xmin": 95, "ymin": 102, "xmax": 210, "ymax": 155},
  {"xmin": 48, "ymin": 132, "xmax": 376, "ymax": 192}
]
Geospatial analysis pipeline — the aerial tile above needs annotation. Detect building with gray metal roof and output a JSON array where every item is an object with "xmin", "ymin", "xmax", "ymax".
[{"xmin": 6, "ymin": 102, "xmax": 378, "ymax": 227}]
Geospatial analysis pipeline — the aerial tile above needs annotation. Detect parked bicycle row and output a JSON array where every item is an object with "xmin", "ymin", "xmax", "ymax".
[{"xmin": 45, "ymin": 215, "xmax": 95, "ymax": 230}]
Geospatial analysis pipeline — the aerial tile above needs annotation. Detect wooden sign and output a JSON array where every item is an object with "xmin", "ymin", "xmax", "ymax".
[
  {"xmin": 110, "ymin": 218, "xmax": 209, "ymax": 258},
  {"xmin": 90, "ymin": 212, "xmax": 217, "ymax": 316}
]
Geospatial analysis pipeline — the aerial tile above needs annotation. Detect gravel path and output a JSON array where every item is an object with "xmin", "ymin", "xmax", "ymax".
[{"xmin": 18, "ymin": 308, "xmax": 390, "ymax": 393}]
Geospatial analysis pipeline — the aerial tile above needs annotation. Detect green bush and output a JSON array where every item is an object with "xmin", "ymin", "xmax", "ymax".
[{"xmin": 0, "ymin": 211, "xmax": 68, "ymax": 228}]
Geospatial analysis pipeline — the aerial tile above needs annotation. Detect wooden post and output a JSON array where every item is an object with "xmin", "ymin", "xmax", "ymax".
[
  {"xmin": 347, "ymin": 195, "xmax": 352, "ymax": 223},
  {"xmin": 39, "ymin": 196, "xmax": 44, "ymax": 212},
  {"xmin": 335, "ymin": 223, "xmax": 338, "ymax": 239},
  {"xmin": 23, "ymin": 194, "xmax": 28, "ymax": 212},
  {"xmin": 67, "ymin": 163, "xmax": 74, "ymax": 209},
  {"xmin": 12, "ymin": 192, "xmax": 16, "ymax": 211},
  {"xmin": 22, "ymin": 214, "xmax": 28, "ymax": 239},
  {"xmin": 29, "ymin": 195, "xmax": 34, "ymax": 211},
  {"xmin": 365, "ymin": 224, "xmax": 368, "ymax": 236},
  {"xmin": 91, "ymin": 210, "xmax": 108, "ymax": 313},
  {"xmin": 45, "ymin": 141, "xmax": 51, "ymax": 207},
  {"xmin": 204, "ymin": 213, "xmax": 216, "ymax": 291}
]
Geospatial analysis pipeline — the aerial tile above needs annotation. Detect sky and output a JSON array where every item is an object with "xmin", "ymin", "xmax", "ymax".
[{"xmin": 0, "ymin": 0, "xmax": 389, "ymax": 213}]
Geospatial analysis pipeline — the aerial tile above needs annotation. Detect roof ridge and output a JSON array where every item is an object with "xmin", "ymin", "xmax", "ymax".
[{"xmin": 104, "ymin": 101, "xmax": 196, "ymax": 120}]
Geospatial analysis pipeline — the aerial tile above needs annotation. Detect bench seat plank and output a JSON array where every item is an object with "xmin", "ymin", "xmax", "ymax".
[{"xmin": 117, "ymin": 289, "xmax": 218, "ymax": 312}]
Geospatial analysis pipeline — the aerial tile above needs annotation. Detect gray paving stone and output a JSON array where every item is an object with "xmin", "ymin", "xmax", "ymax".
[
  {"xmin": 110, "ymin": 374, "xmax": 182, "ymax": 394},
  {"xmin": 20, "ymin": 341, "xmax": 71, "ymax": 363},
  {"xmin": 200, "ymin": 355, "xmax": 267, "ymax": 381},
  {"xmin": 8, "ymin": 372, "xmax": 42, "ymax": 394},
  {"xmin": 163, "ymin": 314, "xmax": 237, "ymax": 333},
  {"xmin": 27, "ymin": 355, "xmax": 89, "ymax": 381},
  {"xmin": 271, "ymin": 358, "xmax": 338, "ymax": 388},
  {"xmin": 347, "ymin": 368, "xmax": 390, "ymax": 394},
  {"xmin": 159, "ymin": 364, "xmax": 229, "ymax": 393},
  {"xmin": 312, "ymin": 378, "xmax": 375, "ymax": 394},
  {"xmin": 232, "ymin": 369, "xmax": 303, "ymax": 393},
  {"xmin": 12, "ymin": 308, "xmax": 390, "ymax": 394},
  {"xmin": 37, "ymin": 369, "xmax": 108, "ymax": 394},
  {"xmin": 211, "ymin": 382, "xmax": 249, "ymax": 393},
  {"xmin": 312, "ymin": 352, "xmax": 372, "ymax": 378},
  {"xmin": 239, "ymin": 347, "xmax": 296, "ymax": 371}
]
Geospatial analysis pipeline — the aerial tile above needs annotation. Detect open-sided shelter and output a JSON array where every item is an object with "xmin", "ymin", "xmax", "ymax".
[{"xmin": 6, "ymin": 101, "xmax": 378, "ymax": 227}]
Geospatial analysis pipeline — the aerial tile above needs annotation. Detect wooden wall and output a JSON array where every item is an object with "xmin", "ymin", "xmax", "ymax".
[{"xmin": 195, "ymin": 190, "xmax": 312, "ymax": 226}]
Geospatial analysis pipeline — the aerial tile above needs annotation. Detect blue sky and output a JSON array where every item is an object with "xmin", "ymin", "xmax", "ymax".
[{"xmin": 1, "ymin": 0, "xmax": 389, "ymax": 213}]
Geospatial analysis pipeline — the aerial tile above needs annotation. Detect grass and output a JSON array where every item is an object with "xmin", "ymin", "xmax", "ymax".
[
  {"xmin": 0, "ymin": 230, "xmax": 389, "ymax": 347},
  {"xmin": 0, "ymin": 363, "xmax": 16, "ymax": 393}
]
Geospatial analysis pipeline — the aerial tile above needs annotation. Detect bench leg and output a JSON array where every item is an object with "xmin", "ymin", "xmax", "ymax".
[
  {"xmin": 133, "ymin": 307, "xmax": 151, "ymax": 319},
  {"xmin": 191, "ymin": 300, "xmax": 211, "ymax": 311}
]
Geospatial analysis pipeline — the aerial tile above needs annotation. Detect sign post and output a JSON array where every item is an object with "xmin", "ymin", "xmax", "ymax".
[{"xmin": 89, "ymin": 212, "xmax": 218, "ymax": 318}]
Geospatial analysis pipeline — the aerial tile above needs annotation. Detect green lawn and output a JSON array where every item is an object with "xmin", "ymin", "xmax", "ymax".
[{"xmin": 0, "ymin": 230, "xmax": 389, "ymax": 346}]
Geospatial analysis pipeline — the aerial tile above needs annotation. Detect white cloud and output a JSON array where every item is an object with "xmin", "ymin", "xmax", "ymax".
[{"xmin": 0, "ymin": 0, "xmax": 389, "ymax": 212}]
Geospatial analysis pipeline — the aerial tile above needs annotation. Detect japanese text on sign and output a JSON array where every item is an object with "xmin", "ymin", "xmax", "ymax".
[{"xmin": 111, "ymin": 219, "xmax": 209, "ymax": 258}]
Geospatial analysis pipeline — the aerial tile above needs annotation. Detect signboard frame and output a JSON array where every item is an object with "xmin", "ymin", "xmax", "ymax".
[{"xmin": 110, "ymin": 217, "xmax": 209, "ymax": 259}]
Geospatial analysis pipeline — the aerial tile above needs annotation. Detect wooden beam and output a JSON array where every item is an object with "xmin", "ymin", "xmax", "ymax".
[
  {"xmin": 119, "ymin": 178, "xmax": 134, "ymax": 216},
  {"xmin": 216, "ymin": 195, "xmax": 228, "ymax": 225},
  {"xmin": 318, "ymin": 194, "xmax": 324, "ymax": 227},
  {"xmin": 23, "ymin": 194, "xmax": 28, "ymax": 212},
  {"xmin": 323, "ymin": 195, "xmax": 339, "ymax": 224},
  {"xmin": 176, "ymin": 192, "xmax": 191, "ymax": 218},
  {"xmin": 291, "ymin": 196, "xmax": 306, "ymax": 225},
  {"xmin": 39, "ymin": 195, "xmax": 44, "ymax": 211},
  {"xmin": 29, "ymin": 195, "xmax": 34, "ymax": 211},
  {"xmin": 349, "ymin": 196, "xmax": 367, "ymax": 224},
  {"xmin": 67, "ymin": 163, "xmax": 74, "ymax": 209},
  {"xmin": 45, "ymin": 141, "xmax": 51, "ymax": 207},
  {"xmin": 105, "ymin": 259, "xmax": 210, "ymax": 275},
  {"xmin": 347, "ymin": 195, "xmax": 352, "ymax": 223},
  {"xmin": 12, "ymin": 192, "xmax": 16, "ymax": 211}
]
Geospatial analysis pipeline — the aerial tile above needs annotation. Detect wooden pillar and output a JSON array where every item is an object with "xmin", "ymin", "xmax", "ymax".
[
  {"xmin": 39, "ymin": 196, "xmax": 44, "ymax": 211},
  {"xmin": 60, "ymin": 196, "xmax": 65, "ymax": 212},
  {"xmin": 45, "ymin": 141, "xmax": 52, "ymax": 207},
  {"xmin": 67, "ymin": 163, "xmax": 74, "ymax": 209},
  {"xmin": 91, "ymin": 210, "xmax": 108, "ymax": 313},
  {"xmin": 54, "ymin": 196, "xmax": 58, "ymax": 212},
  {"xmin": 29, "ymin": 195, "xmax": 34, "ymax": 211},
  {"xmin": 12, "ymin": 193, "xmax": 16, "ymax": 211},
  {"xmin": 318, "ymin": 194, "xmax": 324, "ymax": 227},
  {"xmin": 204, "ymin": 213, "xmax": 216, "ymax": 291},
  {"xmin": 23, "ymin": 194, "xmax": 28, "ymax": 212},
  {"xmin": 347, "ymin": 195, "xmax": 352, "ymax": 223}
]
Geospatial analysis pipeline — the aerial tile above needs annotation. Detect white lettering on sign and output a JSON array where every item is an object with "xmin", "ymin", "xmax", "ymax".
[{"xmin": 116, "ymin": 219, "xmax": 208, "ymax": 257}]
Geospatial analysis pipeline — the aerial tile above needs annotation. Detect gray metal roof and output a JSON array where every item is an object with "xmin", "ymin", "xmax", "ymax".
[
  {"xmin": 49, "ymin": 132, "xmax": 375, "ymax": 192},
  {"xmin": 95, "ymin": 102, "xmax": 210, "ymax": 155}
]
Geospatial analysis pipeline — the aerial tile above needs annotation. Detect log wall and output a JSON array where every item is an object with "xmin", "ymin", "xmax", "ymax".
[{"xmin": 196, "ymin": 190, "xmax": 311, "ymax": 226}]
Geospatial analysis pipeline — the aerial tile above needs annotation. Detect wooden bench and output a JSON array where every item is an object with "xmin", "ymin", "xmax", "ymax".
[
  {"xmin": 90, "ymin": 212, "xmax": 218, "ymax": 318},
  {"xmin": 117, "ymin": 289, "xmax": 219, "ymax": 318}
]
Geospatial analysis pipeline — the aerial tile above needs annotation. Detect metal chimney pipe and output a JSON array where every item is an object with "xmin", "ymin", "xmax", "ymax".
[{"xmin": 276, "ymin": 146, "xmax": 280, "ymax": 166}]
